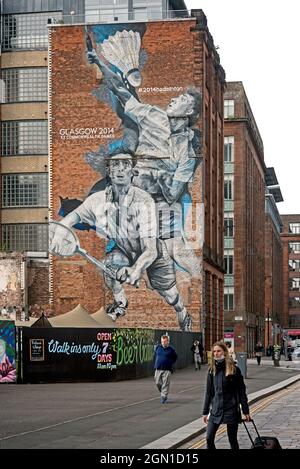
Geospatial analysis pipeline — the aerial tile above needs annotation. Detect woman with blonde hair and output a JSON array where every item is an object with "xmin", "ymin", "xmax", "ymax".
[{"xmin": 202, "ymin": 341, "xmax": 250, "ymax": 449}]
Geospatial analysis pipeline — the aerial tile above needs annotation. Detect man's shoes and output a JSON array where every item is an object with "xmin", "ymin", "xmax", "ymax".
[
  {"xmin": 160, "ymin": 396, "xmax": 167, "ymax": 404},
  {"xmin": 106, "ymin": 300, "xmax": 128, "ymax": 321},
  {"xmin": 179, "ymin": 313, "xmax": 192, "ymax": 332}
]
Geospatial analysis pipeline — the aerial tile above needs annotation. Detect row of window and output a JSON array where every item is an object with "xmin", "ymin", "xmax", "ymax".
[
  {"xmin": 85, "ymin": 7, "xmax": 166, "ymax": 23},
  {"xmin": 1, "ymin": 12, "xmax": 62, "ymax": 51},
  {"xmin": 225, "ymin": 291, "xmax": 300, "ymax": 311},
  {"xmin": 1, "ymin": 224, "xmax": 48, "ymax": 252},
  {"xmin": 1, "ymin": 120, "xmax": 48, "ymax": 156},
  {"xmin": 1, "ymin": 68, "xmax": 48, "ymax": 103},
  {"xmin": 1, "ymin": 8, "xmax": 187, "ymax": 52},
  {"xmin": 2, "ymin": 174, "xmax": 48, "ymax": 208}
]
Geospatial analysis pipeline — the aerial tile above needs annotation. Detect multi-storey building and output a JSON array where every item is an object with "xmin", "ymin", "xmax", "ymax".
[
  {"xmin": 223, "ymin": 82, "xmax": 266, "ymax": 355},
  {"xmin": 264, "ymin": 167, "xmax": 283, "ymax": 347},
  {"xmin": 0, "ymin": 0, "xmax": 191, "ymax": 314},
  {"xmin": 281, "ymin": 215, "xmax": 300, "ymax": 330},
  {"xmin": 1, "ymin": 3, "xmax": 225, "ymax": 348},
  {"xmin": 0, "ymin": 0, "xmax": 61, "ymax": 312}
]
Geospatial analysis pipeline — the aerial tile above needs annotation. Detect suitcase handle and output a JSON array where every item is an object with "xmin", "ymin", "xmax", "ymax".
[{"xmin": 242, "ymin": 419, "xmax": 265, "ymax": 447}]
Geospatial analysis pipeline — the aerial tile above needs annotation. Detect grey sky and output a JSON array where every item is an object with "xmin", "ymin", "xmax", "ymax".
[{"xmin": 186, "ymin": 0, "xmax": 300, "ymax": 214}]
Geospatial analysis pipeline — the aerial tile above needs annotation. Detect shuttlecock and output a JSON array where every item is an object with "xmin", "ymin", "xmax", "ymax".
[{"xmin": 100, "ymin": 30, "xmax": 142, "ymax": 87}]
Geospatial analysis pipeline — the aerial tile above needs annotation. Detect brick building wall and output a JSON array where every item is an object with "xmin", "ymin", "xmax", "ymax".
[
  {"xmin": 224, "ymin": 82, "xmax": 265, "ymax": 355},
  {"xmin": 49, "ymin": 15, "xmax": 225, "ymax": 339},
  {"xmin": 264, "ymin": 213, "xmax": 283, "ymax": 345},
  {"xmin": 0, "ymin": 252, "xmax": 25, "ymax": 309},
  {"xmin": 199, "ymin": 13, "xmax": 225, "ymax": 349},
  {"xmin": 27, "ymin": 260, "xmax": 50, "ymax": 310}
]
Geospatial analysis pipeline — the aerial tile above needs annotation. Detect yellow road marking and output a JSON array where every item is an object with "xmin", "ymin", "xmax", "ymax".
[{"xmin": 190, "ymin": 382, "xmax": 300, "ymax": 449}]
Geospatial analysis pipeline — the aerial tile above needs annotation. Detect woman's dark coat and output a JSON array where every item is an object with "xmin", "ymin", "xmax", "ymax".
[{"xmin": 202, "ymin": 362, "xmax": 249, "ymax": 424}]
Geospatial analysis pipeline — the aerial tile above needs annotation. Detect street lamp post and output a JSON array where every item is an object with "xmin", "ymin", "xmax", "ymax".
[{"xmin": 267, "ymin": 308, "xmax": 270, "ymax": 347}]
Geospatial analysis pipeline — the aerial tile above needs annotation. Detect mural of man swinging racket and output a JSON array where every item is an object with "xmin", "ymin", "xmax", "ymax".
[
  {"xmin": 50, "ymin": 27, "xmax": 203, "ymax": 331},
  {"xmin": 50, "ymin": 154, "xmax": 193, "ymax": 330}
]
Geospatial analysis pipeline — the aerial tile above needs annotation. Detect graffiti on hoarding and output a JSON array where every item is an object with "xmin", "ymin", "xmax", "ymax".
[
  {"xmin": 0, "ymin": 320, "xmax": 16, "ymax": 383},
  {"xmin": 45, "ymin": 329, "xmax": 153, "ymax": 369},
  {"xmin": 112, "ymin": 329, "xmax": 154, "ymax": 366},
  {"xmin": 49, "ymin": 22, "xmax": 203, "ymax": 332},
  {"xmin": 30, "ymin": 339, "xmax": 45, "ymax": 361},
  {"xmin": 96, "ymin": 331, "xmax": 114, "ymax": 369},
  {"xmin": 48, "ymin": 339, "xmax": 103, "ymax": 360}
]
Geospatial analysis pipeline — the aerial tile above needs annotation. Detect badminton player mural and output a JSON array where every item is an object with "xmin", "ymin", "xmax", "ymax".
[{"xmin": 49, "ymin": 24, "xmax": 203, "ymax": 331}]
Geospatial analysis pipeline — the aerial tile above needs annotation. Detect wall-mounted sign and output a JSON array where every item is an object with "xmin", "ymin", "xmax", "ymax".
[{"xmin": 30, "ymin": 339, "xmax": 45, "ymax": 362}]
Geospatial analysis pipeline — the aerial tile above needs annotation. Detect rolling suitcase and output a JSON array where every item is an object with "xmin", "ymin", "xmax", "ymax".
[{"xmin": 242, "ymin": 419, "xmax": 282, "ymax": 449}]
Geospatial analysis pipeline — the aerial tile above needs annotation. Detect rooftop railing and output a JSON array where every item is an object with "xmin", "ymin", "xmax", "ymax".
[{"xmin": 50, "ymin": 9, "xmax": 192, "ymax": 25}]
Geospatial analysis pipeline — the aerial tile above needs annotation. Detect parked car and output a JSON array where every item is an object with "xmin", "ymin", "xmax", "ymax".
[{"xmin": 292, "ymin": 347, "xmax": 300, "ymax": 361}]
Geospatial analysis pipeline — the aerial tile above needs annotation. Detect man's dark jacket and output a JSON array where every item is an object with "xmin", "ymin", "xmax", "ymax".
[
  {"xmin": 154, "ymin": 345, "xmax": 177, "ymax": 371},
  {"xmin": 202, "ymin": 361, "xmax": 249, "ymax": 424}
]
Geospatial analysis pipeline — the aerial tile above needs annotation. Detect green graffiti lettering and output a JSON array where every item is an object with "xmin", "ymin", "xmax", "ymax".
[
  {"xmin": 116, "ymin": 335, "xmax": 124, "ymax": 366},
  {"xmin": 116, "ymin": 332, "xmax": 154, "ymax": 366},
  {"xmin": 123, "ymin": 346, "xmax": 129, "ymax": 365},
  {"xmin": 138, "ymin": 339, "xmax": 145, "ymax": 363},
  {"xmin": 128, "ymin": 345, "xmax": 136, "ymax": 364}
]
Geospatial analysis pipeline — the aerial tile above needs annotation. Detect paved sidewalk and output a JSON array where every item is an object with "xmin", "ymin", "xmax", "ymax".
[
  {"xmin": 143, "ymin": 359, "xmax": 300, "ymax": 449},
  {"xmin": 205, "ymin": 380, "xmax": 300, "ymax": 449},
  {"xmin": 247, "ymin": 357, "xmax": 300, "ymax": 369}
]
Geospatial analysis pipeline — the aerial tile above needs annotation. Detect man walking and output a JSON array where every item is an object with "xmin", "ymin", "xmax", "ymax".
[{"xmin": 154, "ymin": 335, "xmax": 177, "ymax": 403}]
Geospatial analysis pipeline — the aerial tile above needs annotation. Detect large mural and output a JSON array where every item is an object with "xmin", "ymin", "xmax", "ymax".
[{"xmin": 49, "ymin": 22, "xmax": 203, "ymax": 331}]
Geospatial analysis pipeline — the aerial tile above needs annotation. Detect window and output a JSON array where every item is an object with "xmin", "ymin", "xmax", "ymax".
[
  {"xmin": 224, "ymin": 287, "xmax": 234, "ymax": 310},
  {"xmin": 2, "ymin": 12, "xmax": 62, "ymax": 51},
  {"xmin": 224, "ymin": 99, "xmax": 234, "ymax": 118},
  {"xmin": 1, "ymin": 120, "xmax": 47, "ymax": 156},
  {"xmin": 289, "ymin": 260, "xmax": 300, "ymax": 272},
  {"xmin": 224, "ymin": 136, "xmax": 234, "ymax": 162},
  {"xmin": 224, "ymin": 175, "xmax": 234, "ymax": 200},
  {"xmin": 289, "ymin": 223, "xmax": 300, "ymax": 234},
  {"xmin": 1, "ymin": 224, "xmax": 48, "ymax": 252},
  {"xmin": 2, "ymin": 68, "xmax": 47, "ymax": 103},
  {"xmin": 224, "ymin": 250, "xmax": 234, "ymax": 275},
  {"xmin": 133, "ymin": 8, "xmax": 148, "ymax": 20},
  {"xmin": 289, "ymin": 243, "xmax": 300, "ymax": 254},
  {"xmin": 289, "ymin": 297, "xmax": 300, "ymax": 308},
  {"xmin": 289, "ymin": 278, "xmax": 300, "ymax": 292},
  {"xmin": 2, "ymin": 174, "xmax": 48, "ymax": 208},
  {"xmin": 224, "ymin": 214, "xmax": 234, "ymax": 237}
]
